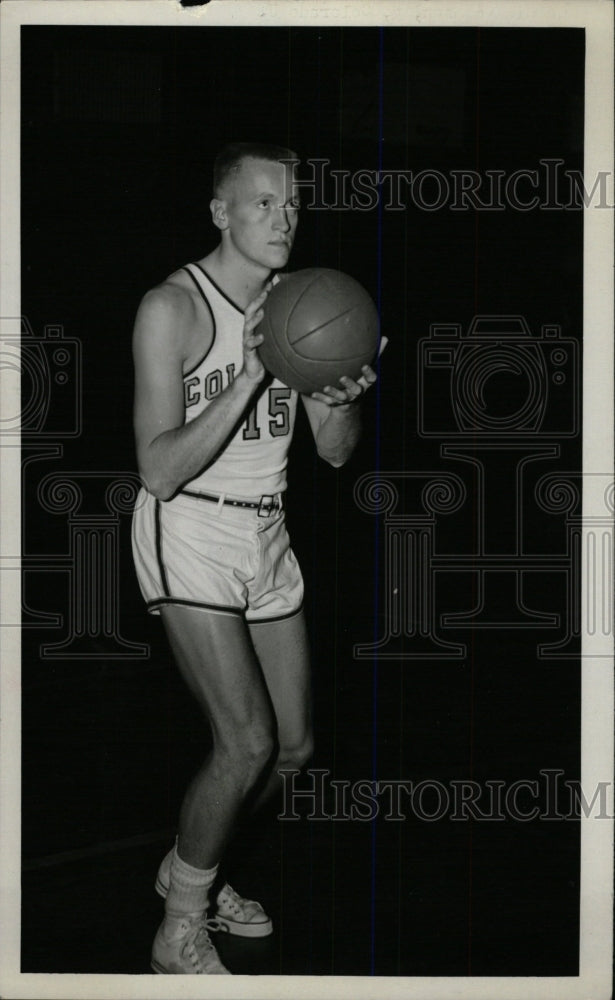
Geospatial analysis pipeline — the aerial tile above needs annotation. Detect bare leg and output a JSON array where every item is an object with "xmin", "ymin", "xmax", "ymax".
[
  {"xmin": 160, "ymin": 605, "xmax": 276, "ymax": 870},
  {"xmin": 247, "ymin": 610, "xmax": 313, "ymax": 810}
]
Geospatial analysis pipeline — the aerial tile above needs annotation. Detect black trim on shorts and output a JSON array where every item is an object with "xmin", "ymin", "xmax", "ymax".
[
  {"xmin": 194, "ymin": 262, "xmax": 244, "ymax": 315},
  {"xmin": 181, "ymin": 266, "xmax": 217, "ymax": 377},
  {"xmin": 247, "ymin": 603, "xmax": 304, "ymax": 625},
  {"xmin": 154, "ymin": 500, "xmax": 171, "ymax": 597},
  {"xmin": 147, "ymin": 598, "xmax": 244, "ymax": 617}
]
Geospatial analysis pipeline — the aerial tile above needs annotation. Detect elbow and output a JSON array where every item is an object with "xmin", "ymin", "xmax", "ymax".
[
  {"xmin": 150, "ymin": 481, "xmax": 177, "ymax": 502},
  {"xmin": 318, "ymin": 448, "xmax": 348, "ymax": 469},
  {"xmin": 137, "ymin": 460, "xmax": 177, "ymax": 502},
  {"xmin": 141, "ymin": 476, "xmax": 175, "ymax": 502}
]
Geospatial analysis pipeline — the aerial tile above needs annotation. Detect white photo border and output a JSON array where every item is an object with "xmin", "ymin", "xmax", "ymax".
[{"xmin": 1, "ymin": 2, "xmax": 613, "ymax": 998}]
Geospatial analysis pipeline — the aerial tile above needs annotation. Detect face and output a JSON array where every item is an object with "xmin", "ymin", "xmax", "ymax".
[{"xmin": 212, "ymin": 157, "xmax": 299, "ymax": 272}]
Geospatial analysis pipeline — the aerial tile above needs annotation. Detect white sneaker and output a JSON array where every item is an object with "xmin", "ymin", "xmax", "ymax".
[
  {"xmin": 151, "ymin": 916, "xmax": 230, "ymax": 975},
  {"xmin": 155, "ymin": 847, "xmax": 273, "ymax": 938}
]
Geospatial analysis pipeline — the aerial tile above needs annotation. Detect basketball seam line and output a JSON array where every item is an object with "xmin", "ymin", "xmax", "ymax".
[
  {"xmin": 290, "ymin": 305, "xmax": 358, "ymax": 345},
  {"xmin": 264, "ymin": 321, "xmax": 373, "ymax": 389},
  {"xmin": 285, "ymin": 271, "xmax": 331, "ymax": 335},
  {"xmin": 262, "ymin": 318, "xmax": 316, "ymax": 392}
]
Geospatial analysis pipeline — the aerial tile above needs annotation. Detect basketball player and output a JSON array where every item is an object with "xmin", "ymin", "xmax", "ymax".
[{"xmin": 131, "ymin": 142, "xmax": 378, "ymax": 974}]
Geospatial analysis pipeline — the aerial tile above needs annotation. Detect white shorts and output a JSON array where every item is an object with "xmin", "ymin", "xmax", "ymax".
[{"xmin": 131, "ymin": 487, "xmax": 304, "ymax": 623}]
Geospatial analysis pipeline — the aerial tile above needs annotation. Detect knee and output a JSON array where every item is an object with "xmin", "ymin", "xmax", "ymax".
[
  {"xmin": 277, "ymin": 730, "xmax": 314, "ymax": 772},
  {"xmin": 218, "ymin": 721, "xmax": 276, "ymax": 780},
  {"xmin": 246, "ymin": 724, "xmax": 277, "ymax": 773}
]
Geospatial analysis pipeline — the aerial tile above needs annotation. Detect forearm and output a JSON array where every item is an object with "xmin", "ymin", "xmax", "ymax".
[
  {"xmin": 315, "ymin": 403, "xmax": 362, "ymax": 468},
  {"xmin": 139, "ymin": 371, "xmax": 261, "ymax": 499}
]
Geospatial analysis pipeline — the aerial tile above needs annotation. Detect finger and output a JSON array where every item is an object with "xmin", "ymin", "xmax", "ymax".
[
  {"xmin": 245, "ymin": 290, "xmax": 269, "ymax": 320},
  {"xmin": 356, "ymin": 365, "xmax": 378, "ymax": 391},
  {"xmin": 339, "ymin": 375, "xmax": 369, "ymax": 399},
  {"xmin": 312, "ymin": 386, "xmax": 357, "ymax": 407},
  {"xmin": 245, "ymin": 332, "xmax": 265, "ymax": 349},
  {"xmin": 245, "ymin": 308, "xmax": 265, "ymax": 333},
  {"xmin": 310, "ymin": 391, "xmax": 338, "ymax": 406},
  {"xmin": 325, "ymin": 384, "xmax": 354, "ymax": 402}
]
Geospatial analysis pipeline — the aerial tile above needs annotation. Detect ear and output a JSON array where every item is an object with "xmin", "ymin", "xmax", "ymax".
[{"xmin": 210, "ymin": 198, "xmax": 229, "ymax": 231}]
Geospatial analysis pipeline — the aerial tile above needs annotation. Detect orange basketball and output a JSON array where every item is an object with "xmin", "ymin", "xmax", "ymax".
[{"xmin": 258, "ymin": 268, "xmax": 379, "ymax": 394}]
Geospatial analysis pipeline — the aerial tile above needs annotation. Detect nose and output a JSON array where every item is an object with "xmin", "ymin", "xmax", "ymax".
[{"xmin": 273, "ymin": 206, "xmax": 291, "ymax": 232}]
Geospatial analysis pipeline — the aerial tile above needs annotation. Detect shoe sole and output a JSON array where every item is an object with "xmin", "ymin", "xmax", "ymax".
[
  {"xmin": 154, "ymin": 877, "xmax": 273, "ymax": 939},
  {"xmin": 151, "ymin": 959, "xmax": 230, "ymax": 974}
]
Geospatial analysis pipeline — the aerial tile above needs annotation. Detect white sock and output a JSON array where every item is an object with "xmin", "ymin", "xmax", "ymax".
[{"xmin": 163, "ymin": 845, "xmax": 219, "ymax": 931}]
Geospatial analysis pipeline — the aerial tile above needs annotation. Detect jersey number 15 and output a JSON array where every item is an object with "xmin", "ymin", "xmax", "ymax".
[{"xmin": 243, "ymin": 387, "xmax": 292, "ymax": 440}]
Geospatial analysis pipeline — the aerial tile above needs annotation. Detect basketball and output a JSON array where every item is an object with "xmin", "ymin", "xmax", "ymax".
[{"xmin": 257, "ymin": 268, "xmax": 380, "ymax": 394}]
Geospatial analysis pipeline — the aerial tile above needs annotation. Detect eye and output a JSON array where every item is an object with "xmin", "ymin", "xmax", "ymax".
[{"xmin": 258, "ymin": 198, "xmax": 271, "ymax": 208}]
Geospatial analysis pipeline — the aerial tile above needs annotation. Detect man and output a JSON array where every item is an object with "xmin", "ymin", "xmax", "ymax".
[{"xmin": 131, "ymin": 142, "xmax": 378, "ymax": 974}]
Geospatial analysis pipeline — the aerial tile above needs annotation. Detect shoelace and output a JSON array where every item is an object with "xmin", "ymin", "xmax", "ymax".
[
  {"xmin": 182, "ymin": 918, "xmax": 227, "ymax": 973},
  {"xmin": 205, "ymin": 916, "xmax": 226, "ymax": 933},
  {"xmin": 219, "ymin": 884, "xmax": 243, "ymax": 915}
]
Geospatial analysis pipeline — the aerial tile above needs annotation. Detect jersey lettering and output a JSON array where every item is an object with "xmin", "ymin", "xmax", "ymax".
[
  {"xmin": 185, "ymin": 365, "xmax": 234, "ymax": 407},
  {"xmin": 204, "ymin": 370, "xmax": 222, "ymax": 400},
  {"xmin": 185, "ymin": 376, "xmax": 200, "ymax": 408}
]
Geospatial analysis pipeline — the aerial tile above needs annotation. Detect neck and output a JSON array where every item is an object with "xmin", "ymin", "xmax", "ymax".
[{"xmin": 198, "ymin": 245, "xmax": 271, "ymax": 310}]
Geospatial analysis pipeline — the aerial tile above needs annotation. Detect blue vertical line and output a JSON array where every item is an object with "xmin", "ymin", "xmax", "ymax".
[
  {"xmin": 467, "ymin": 27, "xmax": 481, "ymax": 976},
  {"xmin": 307, "ymin": 29, "xmax": 322, "ymax": 976},
  {"xmin": 370, "ymin": 23, "xmax": 385, "ymax": 977},
  {"xmin": 330, "ymin": 27, "xmax": 344, "ymax": 974}
]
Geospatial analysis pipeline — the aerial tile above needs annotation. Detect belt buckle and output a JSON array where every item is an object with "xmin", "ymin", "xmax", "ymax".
[{"xmin": 257, "ymin": 494, "xmax": 276, "ymax": 518}]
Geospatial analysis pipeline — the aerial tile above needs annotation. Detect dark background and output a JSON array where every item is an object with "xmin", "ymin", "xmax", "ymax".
[{"xmin": 20, "ymin": 25, "xmax": 583, "ymax": 975}]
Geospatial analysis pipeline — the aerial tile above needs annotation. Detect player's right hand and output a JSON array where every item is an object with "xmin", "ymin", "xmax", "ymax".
[{"xmin": 241, "ymin": 285, "xmax": 271, "ymax": 382}]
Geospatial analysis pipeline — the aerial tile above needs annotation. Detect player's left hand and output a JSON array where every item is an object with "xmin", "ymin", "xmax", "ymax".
[
  {"xmin": 311, "ymin": 366, "xmax": 377, "ymax": 407},
  {"xmin": 310, "ymin": 336, "xmax": 388, "ymax": 407}
]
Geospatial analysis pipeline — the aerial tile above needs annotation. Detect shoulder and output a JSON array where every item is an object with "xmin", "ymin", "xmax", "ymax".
[
  {"xmin": 136, "ymin": 271, "xmax": 197, "ymax": 327},
  {"xmin": 135, "ymin": 267, "xmax": 212, "ymax": 345},
  {"xmin": 133, "ymin": 274, "xmax": 202, "ymax": 372}
]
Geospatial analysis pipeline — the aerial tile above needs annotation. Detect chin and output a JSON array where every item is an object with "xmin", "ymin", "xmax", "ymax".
[{"xmin": 266, "ymin": 249, "xmax": 291, "ymax": 268}]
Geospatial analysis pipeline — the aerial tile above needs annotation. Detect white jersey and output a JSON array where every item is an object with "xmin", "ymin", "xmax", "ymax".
[{"xmin": 180, "ymin": 262, "xmax": 298, "ymax": 497}]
